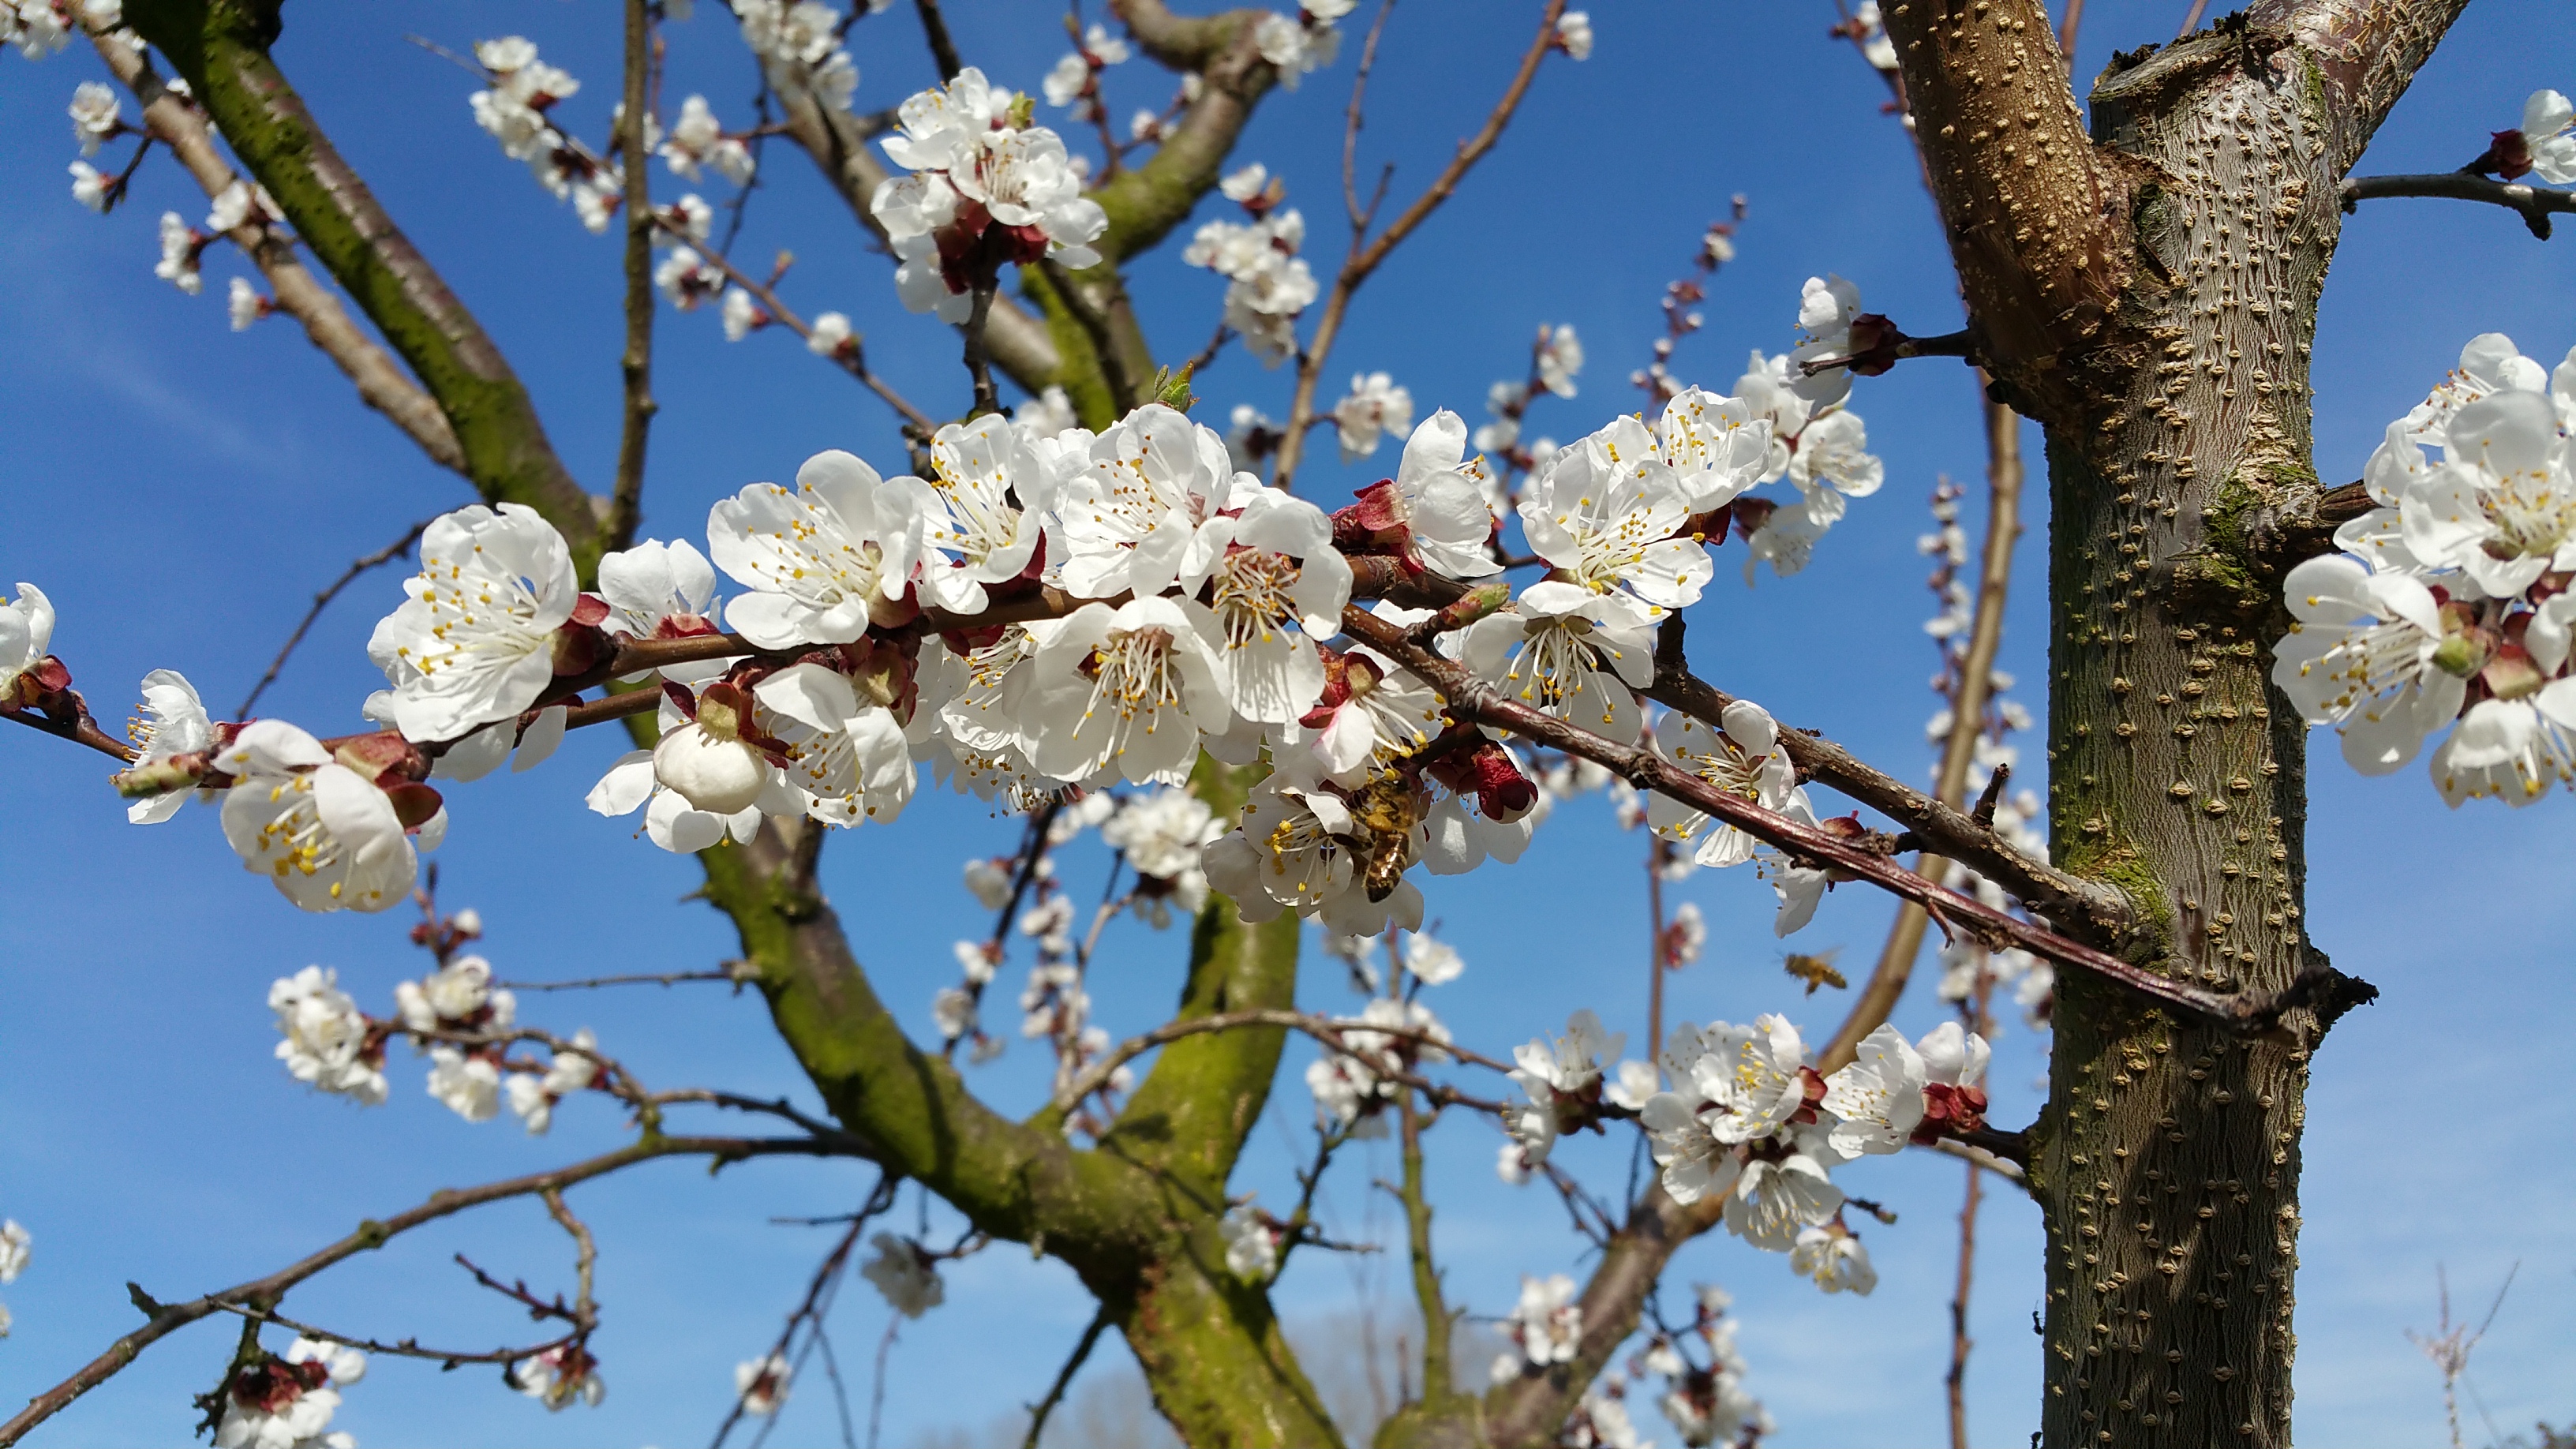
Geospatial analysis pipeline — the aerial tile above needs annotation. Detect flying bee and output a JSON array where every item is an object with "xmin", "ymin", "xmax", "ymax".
[
  {"xmin": 1782, "ymin": 949, "xmax": 1847, "ymax": 995},
  {"xmin": 1342, "ymin": 773, "xmax": 1426, "ymax": 903}
]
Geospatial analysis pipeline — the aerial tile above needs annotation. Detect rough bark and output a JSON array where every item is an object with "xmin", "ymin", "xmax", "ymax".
[{"xmin": 1872, "ymin": 5, "xmax": 2466, "ymax": 1444}]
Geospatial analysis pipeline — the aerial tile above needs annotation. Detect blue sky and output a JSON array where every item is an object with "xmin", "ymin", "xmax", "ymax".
[{"xmin": 2, "ymin": 1, "xmax": 2571, "ymax": 1445}]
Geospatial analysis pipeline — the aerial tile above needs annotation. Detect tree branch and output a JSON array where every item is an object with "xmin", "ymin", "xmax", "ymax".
[
  {"xmin": 608, "ymin": 0, "xmax": 659, "ymax": 552},
  {"xmin": 1273, "ymin": 0, "xmax": 1564, "ymax": 489},
  {"xmin": 1822, "ymin": 394, "xmax": 2024, "ymax": 1074},
  {"xmin": 1874, "ymin": 0, "xmax": 2127, "ymax": 426},
  {"xmin": 86, "ymin": 25, "xmax": 464, "ymax": 475},
  {"xmin": 2245, "ymin": 0, "xmax": 2475, "ymax": 175},
  {"xmin": 234, "ymin": 515, "xmax": 432, "ymax": 718},
  {"xmin": 0, "ymin": 1136, "xmax": 859, "ymax": 1447},
  {"xmin": 1342, "ymin": 607, "xmax": 2250, "ymax": 1024},
  {"xmin": 125, "ymin": 0, "xmax": 601, "ymax": 558},
  {"xmin": 1020, "ymin": 1309, "xmax": 1111, "ymax": 1449},
  {"xmin": 2341, "ymin": 172, "xmax": 2576, "ymax": 240}
]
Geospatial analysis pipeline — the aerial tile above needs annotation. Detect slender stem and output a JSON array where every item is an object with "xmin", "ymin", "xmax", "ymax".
[
  {"xmin": 1340, "ymin": 0, "xmax": 1397, "ymax": 237},
  {"xmin": 1823, "ymin": 390, "xmax": 2024, "ymax": 1074},
  {"xmin": 912, "ymin": 0, "xmax": 964, "ymax": 82},
  {"xmin": 1646, "ymin": 836, "xmax": 1667, "ymax": 1076},
  {"xmin": 709, "ymin": 1174, "xmax": 898, "ymax": 1449},
  {"xmin": 964, "ymin": 281, "xmax": 1002, "ymax": 420},
  {"xmin": 235, "ymin": 515, "xmax": 432, "ymax": 718},
  {"xmin": 1272, "ymin": 0, "xmax": 1565, "ymax": 489},
  {"xmin": 1020, "ymin": 1309, "xmax": 1111, "ymax": 1449},
  {"xmin": 1052, "ymin": 1007, "xmax": 1515, "ymax": 1115},
  {"xmin": 865, "ymin": 1315, "xmax": 899, "ymax": 1449},
  {"xmin": 1339, "ymin": 607, "xmax": 2274, "ymax": 1028},
  {"xmin": 658, "ymin": 218, "xmax": 935, "ymax": 432},
  {"xmin": 0, "ymin": 1137, "xmax": 858, "ymax": 1447},
  {"xmin": 609, "ymin": 0, "xmax": 659, "ymax": 552},
  {"xmin": 1395, "ymin": 1087, "xmax": 1450, "ymax": 1400},
  {"xmin": 1945, "ymin": 966, "xmax": 1997, "ymax": 1449},
  {"xmin": 2341, "ymin": 173, "xmax": 2575, "ymax": 241},
  {"xmin": 2175, "ymin": 0, "xmax": 2212, "ymax": 38},
  {"xmin": 2057, "ymin": 0, "xmax": 2084, "ymax": 57}
]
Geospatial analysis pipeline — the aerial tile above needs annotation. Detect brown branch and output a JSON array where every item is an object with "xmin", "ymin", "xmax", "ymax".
[
  {"xmin": 1036, "ymin": 257, "xmax": 1138, "ymax": 414},
  {"xmin": 1874, "ymin": 0, "xmax": 2126, "ymax": 426},
  {"xmin": 204, "ymin": 1301, "xmax": 574, "ymax": 1369},
  {"xmin": 0, "ymin": 1136, "xmax": 863, "ymax": 1447},
  {"xmin": 1646, "ymin": 616, "xmax": 2128, "ymax": 941},
  {"xmin": 2057, "ymin": 0, "xmax": 2085, "ymax": 54},
  {"xmin": 1344, "ymin": 606, "xmax": 2250, "ymax": 1025},
  {"xmin": 912, "ymin": 0, "xmax": 965, "ymax": 82},
  {"xmin": 495, "ymin": 967, "xmax": 749, "ymax": 992},
  {"xmin": 1020, "ymin": 1308, "xmax": 1112, "ymax": 1449},
  {"xmin": 125, "ymin": 1, "xmax": 599, "ymax": 552},
  {"xmin": 1271, "ymin": 0, "xmax": 1566, "ymax": 489},
  {"xmin": 609, "ymin": 0, "xmax": 660, "ymax": 552},
  {"xmin": 962, "ymin": 281, "xmax": 1004, "ymax": 419},
  {"xmin": 2342, "ymin": 172, "xmax": 2576, "ymax": 240},
  {"xmin": 236, "ymin": 515, "xmax": 433, "ymax": 719},
  {"xmin": 86, "ymin": 28, "xmax": 464, "ymax": 475},
  {"xmin": 1822, "ymin": 394, "xmax": 2025, "ymax": 1074},
  {"xmin": 1339, "ymin": 0, "xmax": 1397, "ymax": 238}
]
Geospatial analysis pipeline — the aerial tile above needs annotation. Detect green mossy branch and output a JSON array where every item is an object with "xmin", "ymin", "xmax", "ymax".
[{"xmin": 127, "ymin": 0, "xmax": 601, "ymax": 565}]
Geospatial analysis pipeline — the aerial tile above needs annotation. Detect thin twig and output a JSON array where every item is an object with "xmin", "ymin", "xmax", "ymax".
[
  {"xmin": 2057, "ymin": 0, "xmax": 2084, "ymax": 57},
  {"xmin": 2175, "ymin": 0, "xmax": 2212, "ymax": 39},
  {"xmin": 1339, "ymin": 0, "xmax": 1398, "ymax": 237},
  {"xmin": 657, "ymin": 216, "xmax": 935, "ymax": 432},
  {"xmin": 1823, "ymin": 392, "xmax": 2024, "ymax": 1075},
  {"xmin": 2341, "ymin": 173, "xmax": 2576, "ymax": 241},
  {"xmin": 912, "ymin": 0, "xmax": 965, "ymax": 82},
  {"xmin": 204, "ymin": 1301, "xmax": 576, "ymax": 1368},
  {"xmin": 1052, "ymin": 1006, "xmax": 1515, "ymax": 1115},
  {"xmin": 608, "ymin": 0, "xmax": 660, "ymax": 552},
  {"xmin": 495, "ymin": 967, "xmax": 747, "ymax": 991},
  {"xmin": 865, "ymin": 1314, "xmax": 900, "ymax": 1449},
  {"xmin": 1341, "ymin": 607, "xmax": 2267, "ymax": 1027},
  {"xmin": 0, "ymin": 1136, "xmax": 862, "ymax": 1447},
  {"xmin": 1272, "ymin": 0, "xmax": 1567, "ymax": 489},
  {"xmin": 710, "ymin": 1173, "xmax": 899, "ymax": 1449},
  {"xmin": 962, "ymin": 281, "xmax": 1003, "ymax": 419},
  {"xmin": 1020, "ymin": 1308, "xmax": 1110, "ymax": 1449},
  {"xmin": 237, "ymin": 516, "xmax": 433, "ymax": 718}
]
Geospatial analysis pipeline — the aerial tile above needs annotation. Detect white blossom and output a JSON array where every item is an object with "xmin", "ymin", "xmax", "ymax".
[
  {"xmin": 1506, "ymin": 1273, "xmax": 1582, "ymax": 1368},
  {"xmin": 662, "ymin": 94, "xmax": 756, "ymax": 183},
  {"xmin": 2271, "ymin": 555, "xmax": 2464, "ymax": 775},
  {"xmin": 708, "ymin": 449, "xmax": 930, "ymax": 648},
  {"xmin": 721, "ymin": 286, "xmax": 766, "ymax": 340},
  {"xmin": 860, "ymin": 1233, "xmax": 944, "ymax": 1316},
  {"xmin": 1221, "ymin": 1204, "xmax": 1279, "ymax": 1281},
  {"xmin": 155, "ymin": 211, "xmax": 202, "ymax": 293},
  {"xmin": 426, "ymin": 1045, "xmax": 501, "ymax": 1122},
  {"xmin": 1521, "ymin": 415, "xmax": 1713, "ymax": 613},
  {"xmin": 514, "ymin": 1343, "xmax": 606, "ymax": 1410},
  {"xmin": 366, "ymin": 504, "xmax": 577, "ymax": 743},
  {"xmin": 1556, "ymin": 9, "xmax": 1593, "ymax": 59},
  {"xmin": 733, "ymin": 1351, "xmax": 792, "ymax": 1416},
  {"xmin": 69, "ymin": 79, "xmax": 119, "ymax": 155},
  {"xmin": 1647, "ymin": 702, "xmax": 1793, "ymax": 868},
  {"xmin": 1332, "ymin": 372, "xmax": 1414, "ymax": 462},
  {"xmin": 1459, "ymin": 581, "xmax": 1656, "ymax": 743},
  {"xmin": 2518, "ymin": 89, "xmax": 2576, "ymax": 185},
  {"xmin": 1791, "ymin": 1224, "xmax": 1875, "ymax": 1294},
  {"xmin": 218, "ymin": 721, "xmax": 418, "ymax": 914},
  {"xmin": 268, "ymin": 967, "xmax": 387, "ymax": 1105},
  {"xmin": 754, "ymin": 662, "xmax": 917, "ymax": 826},
  {"xmin": 122, "ymin": 668, "xmax": 212, "ymax": 823},
  {"xmin": 1537, "ymin": 324, "xmax": 1584, "ymax": 398}
]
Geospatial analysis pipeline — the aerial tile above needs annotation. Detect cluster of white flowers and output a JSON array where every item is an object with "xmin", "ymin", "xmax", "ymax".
[
  {"xmin": 1185, "ymin": 163, "xmax": 1317, "ymax": 365},
  {"xmin": 735, "ymin": 0, "xmax": 864, "ymax": 112},
  {"xmin": 1634, "ymin": 1015, "xmax": 1986, "ymax": 1276},
  {"xmin": 1640, "ymin": 1285, "xmax": 1769, "ymax": 1447},
  {"xmin": 1043, "ymin": 21, "xmax": 1130, "ymax": 122},
  {"xmin": 2, "ymin": 0, "xmax": 117, "ymax": 58},
  {"xmin": 214, "ymin": 1337, "xmax": 366, "ymax": 1449},
  {"xmin": 1304, "ymin": 994, "xmax": 1450, "ymax": 1134},
  {"xmin": 1728, "ymin": 275, "xmax": 1887, "ymax": 579},
  {"xmin": 1492, "ymin": 1271, "xmax": 1582, "ymax": 1383},
  {"xmin": 661, "ymin": 94, "xmax": 755, "ymax": 185},
  {"xmin": 1331, "ymin": 372, "xmax": 1414, "ymax": 462},
  {"xmin": 1499, "ymin": 1009, "xmax": 1655, "ymax": 1175},
  {"xmin": 512, "ymin": 1342, "xmax": 605, "ymax": 1411},
  {"xmin": 733, "ymin": 1350, "xmax": 792, "ymax": 1417},
  {"xmin": 2277, "ymin": 334, "xmax": 2576, "ymax": 803},
  {"xmin": 466, "ymin": 37, "xmax": 624, "ymax": 233},
  {"xmin": 871, "ymin": 68, "xmax": 1107, "ymax": 322},
  {"xmin": 1252, "ymin": 0, "xmax": 1357, "ymax": 90}
]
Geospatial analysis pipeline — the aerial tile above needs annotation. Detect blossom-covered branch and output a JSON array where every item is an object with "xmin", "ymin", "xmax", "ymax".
[{"xmin": 1337, "ymin": 607, "xmax": 2263, "ymax": 1025}]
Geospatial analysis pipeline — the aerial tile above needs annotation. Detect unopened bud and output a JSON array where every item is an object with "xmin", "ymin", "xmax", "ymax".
[
  {"xmin": 112, "ymin": 755, "xmax": 204, "ymax": 799},
  {"xmin": 1428, "ymin": 582, "xmax": 1513, "ymax": 635},
  {"xmin": 2430, "ymin": 634, "xmax": 2486, "ymax": 679}
]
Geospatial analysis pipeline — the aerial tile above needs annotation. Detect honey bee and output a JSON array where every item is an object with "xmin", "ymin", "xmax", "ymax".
[
  {"xmin": 1343, "ymin": 773, "xmax": 1426, "ymax": 902},
  {"xmin": 1782, "ymin": 949, "xmax": 1847, "ymax": 995}
]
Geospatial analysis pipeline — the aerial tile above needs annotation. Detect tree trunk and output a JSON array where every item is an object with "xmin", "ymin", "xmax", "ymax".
[{"xmin": 2031, "ymin": 35, "xmax": 2349, "ymax": 1449}]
